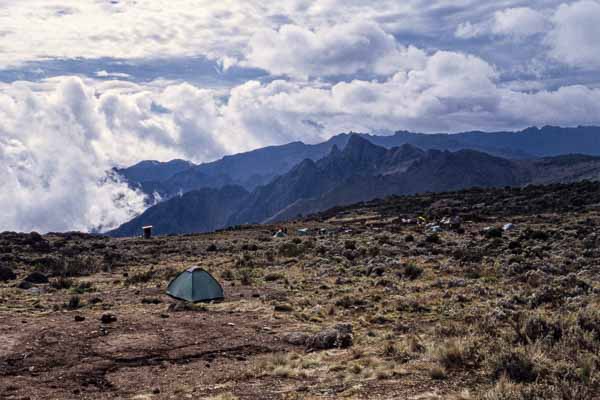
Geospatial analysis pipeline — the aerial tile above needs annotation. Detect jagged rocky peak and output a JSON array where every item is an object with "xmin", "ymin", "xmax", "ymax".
[{"xmin": 342, "ymin": 134, "xmax": 387, "ymax": 161}]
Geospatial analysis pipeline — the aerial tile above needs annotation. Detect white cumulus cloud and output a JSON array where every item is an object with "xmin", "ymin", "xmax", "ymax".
[
  {"xmin": 0, "ymin": 78, "xmax": 147, "ymax": 233},
  {"xmin": 245, "ymin": 21, "xmax": 427, "ymax": 78},
  {"xmin": 546, "ymin": 0, "xmax": 600, "ymax": 68},
  {"xmin": 456, "ymin": 7, "xmax": 548, "ymax": 39}
]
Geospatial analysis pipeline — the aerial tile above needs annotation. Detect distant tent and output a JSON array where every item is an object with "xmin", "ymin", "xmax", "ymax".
[
  {"xmin": 273, "ymin": 230, "xmax": 287, "ymax": 238},
  {"xmin": 166, "ymin": 267, "xmax": 224, "ymax": 303}
]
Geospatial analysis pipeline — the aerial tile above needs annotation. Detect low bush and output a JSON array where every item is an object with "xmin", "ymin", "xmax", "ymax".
[
  {"xmin": 264, "ymin": 272, "xmax": 286, "ymax": 282},
  {"xmin": 50, "ymin": 277, "xmax": 74, "ymax": 290},
  {"xmin": 125, "ymin": 269, "xmax": 156, "ymax": 285},
  {"xmin": 402, "ymin": 262, "xmax": 423, "ymax": 280},
  {"xmin": 489, "ymin": 348, "xmax": 539, "ymax": 383},
  {"xmin": 278, "ymin": 242, "xmax": 303, "ymax": 258},
  {"xmin": 65, "ymin": 295, "xmax": 82, "ymax": 310}
]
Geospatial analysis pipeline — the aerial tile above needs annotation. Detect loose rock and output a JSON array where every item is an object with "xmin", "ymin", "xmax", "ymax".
[
  {"xmin": 305, "ymin": 324, "xmax": 353, "ymax": 350},
  {"xmin": 24, "ymin": 272, "xmax": 48, "ymax": 284},
  {"xmin": 18, "ymin": 280, "xmax": 33, "ymax": 290},
  {"xmin": 100, "ymin": 313, "xmax": 117, "ymax": 324},
  {"xmin": 0, "ymin": 266, "xmax": 16, "ymax": 282}
]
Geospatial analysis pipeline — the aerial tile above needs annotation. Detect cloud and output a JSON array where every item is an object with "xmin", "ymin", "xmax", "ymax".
[
  {"xmin": 0, "ymin": 0, "xmax": 264, "ymax": 69},
  {"xmin": 0, "ymin": 78, "xmax": 147, "ymax": 233},
  {"xmin": 492, "ymin": 7, "xmax": 548, "ymax": 37},
  {"xmin": 546, "ymin": 0, "xmax": 600, "ymax": 68},
  {"xmin": 245, "ymin": 21, "xmax": 427, "ymax": 78},
  {"xmin": 455, "ymin": 7, "xmax": 548, "ymax": 39},
  {"xmin": 96, "ymin": 70, "xmax": 131, "ymax": 79},
  {"xmin": 225, "ymin": 50, "xmax": 600, "ymax": 135}
]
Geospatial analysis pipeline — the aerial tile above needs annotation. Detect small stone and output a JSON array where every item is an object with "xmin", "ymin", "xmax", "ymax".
[
  {"xmin": 74, "ymin": 315, "xmax": 85, "ymax": 322},
  {"xmin": 100, "ymin": 313, "xmax": 117, "ymax": 324}
]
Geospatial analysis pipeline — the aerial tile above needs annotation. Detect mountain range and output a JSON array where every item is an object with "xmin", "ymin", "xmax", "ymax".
[
  {"xmin": 116, "ymin": 126, "xmax": 600, "ymax": 201},
  {"xmin": 109, "ymin": 127, "xmax": 600, "ymax": 237}
]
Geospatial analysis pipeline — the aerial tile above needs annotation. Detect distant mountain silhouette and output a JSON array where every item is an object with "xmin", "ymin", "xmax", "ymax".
[
  {"xmin": 116, "ymin": 159, "xmax": 195, "ymax": 183},
  {"xmin": 116, "ymin": 126, "xmax": 600, "ymax": 202},
  {"xmin": 109, "ymin": 134, "xmax": 600, "ymax": 236},
  {"xmin": 116, "ymin": 136, "xmax": 350, "ymax": 200},
  {"xmin": 358, "ymin": 125, "xmax": 600, "ymax": 159},
  {"xmin": 110, "ymin": 185, "xmax": 249, "ymax": 237}
]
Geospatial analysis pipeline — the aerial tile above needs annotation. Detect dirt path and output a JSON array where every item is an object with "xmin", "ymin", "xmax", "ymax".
[{"xmin": 0, "ymin": 307, "xmax": 294, "ymax": 399}]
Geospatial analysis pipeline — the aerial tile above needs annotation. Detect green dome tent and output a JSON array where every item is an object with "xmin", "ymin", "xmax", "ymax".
[{"xmin": 167, "ymin": 267, "xmax": 224, "ymax": 302}]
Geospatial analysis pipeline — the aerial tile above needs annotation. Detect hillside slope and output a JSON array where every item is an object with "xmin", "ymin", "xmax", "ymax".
[{"xmin": 110, "ymin": 137, "xmax": 600, "ymax": 236}]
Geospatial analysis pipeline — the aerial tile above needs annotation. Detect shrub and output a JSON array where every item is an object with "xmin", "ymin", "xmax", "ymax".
[
  {"xmin": 65, "ymin": 295, "xmax": 81, "ymax": 310},
  {"xmin": 0, "ymin": 266, "xmax": 16, "ymax": 282},
  {"xmin": 401, "ymin": 262, "xmax": 423, "ymax": 280},
  {"xmin": 425, "ymin": 233, "xmax": 441, "ymax": 244},
  {"xmin": 125, "ymin": 269, "xmax": 156, "ymax": 285},
  {"xmin": 490, "ymin": 348, "xmax": 538, "ymax": 383},
  {"xmin": 396, "ymin": 298, "xmax": 430, "ymax": 313},
  {"xmin": 241, "ymin": 243, "xmax": 259, "ymax": 251},
  {"xmin": 577, "ymin": 308, "xmax": 600, "ymax": 340},
  {"xmin": 221, "ymin": 269, "xmax": 235, "ymax": 281},
  {"xmin": 70, "ymin": 281, "xmax": 93, "ymax": 294},
  {"xmin": 482, "ymin": 376, "xmax": 543, "ymax": 400},
  {"xmin": 368, "ymin": 247, "xmax": 380, "ymax": 257},
  {"xmin": 278, "ymin": 242, "xmax": 302, "ymax": 258},
  {"xmin": 238, "ymin": 268, "xmax": 253, "ymax": 285},
  {"xmin": 522, "ymin": 229, "xmax": 550, "ymax": 241},
  {"xmin": 382, "ymin": 341, "xmax": 399, "ymax": 358},
  {"xmin": 335, "ymin": 296, "xmax": 367, "ymax": 309},
  {"xmin": 50, "ymin": 277, "xmax": 74, "ymax": 290},
  {"xmin": 207, "ymin": 243, "xmax": 218, "ymax": 252},
  {"xmin": 264, "ymin": 272, "xmax": 285, "ymax": 282},
  {"xmin": 273, "ymin": 303, "xmax": 294, "ymax": 312},
  {"xmin": 435, "ymin": 339, "xmax": 476, "ymax": 370},
  {"xmin": 523, "ymin": 314, "xmax": 562, "ymax": 344},
  {"xmin": 39, "ymin": 255, "xmax": 105, "ymax": 277},
  {"xmin": 429, "ymin": 365, "xmax": 447, "ymax": 380}
]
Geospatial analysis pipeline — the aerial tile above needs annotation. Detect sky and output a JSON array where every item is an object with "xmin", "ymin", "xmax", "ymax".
[{"xmin": 1, "ymin": 0, "xmax": 600, "ymax": 233}]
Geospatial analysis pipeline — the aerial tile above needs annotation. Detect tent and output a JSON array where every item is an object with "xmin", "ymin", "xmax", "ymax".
[
  {"xmin": 166, "ymin": 266, "xmax": 224, "ymax": 302},
  {"xmin": 273, "ymin": 230, "xmax": 287, "ymax": 238}
]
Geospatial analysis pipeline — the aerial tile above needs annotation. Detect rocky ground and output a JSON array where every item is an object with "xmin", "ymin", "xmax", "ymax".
[{"xmin": 1, "ymin": 181, "xmax": 600, "ymax": 399}]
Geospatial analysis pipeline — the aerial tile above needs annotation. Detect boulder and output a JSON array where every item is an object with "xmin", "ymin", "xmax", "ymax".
[
  {"xmin": 0, "ymin": 266, "xmax": 16, "ymax": 282},
  {"xmin": 18, "ymin": 280, "xmax": 33, "ymax": 290},
  {"xmin": 282, "ymin": 332, "xmax": 311, "ymax": 346},
  {"xmin": 305, "ymin": 324, "xmax": 353, "ymax": 350},
  {"xmin": 24, "ymin": 272, "xmax": 48, "ymax": 284}
]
